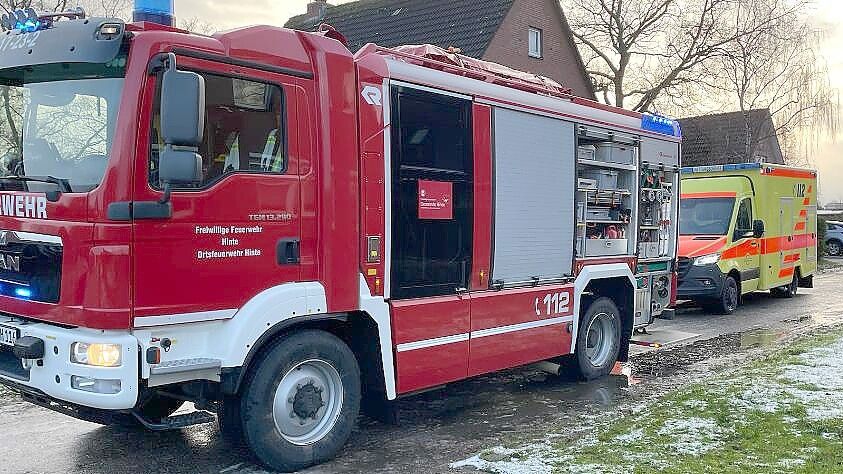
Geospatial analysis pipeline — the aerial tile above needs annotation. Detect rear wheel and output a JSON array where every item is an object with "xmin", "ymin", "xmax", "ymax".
[
  {"xmin": 570, "ymin": 298, "xmax": 622, "ymax": 380},
  {"xmin": 240, "ymin": 330, "xmax": 361, "ymax": 472},
  {"xmin": 775, "ymin": 273, "xmax": 799, "ymax": 298},
  {"xmin": 827, "ymin": 240, "xmax": 842, "ymax": 256}
]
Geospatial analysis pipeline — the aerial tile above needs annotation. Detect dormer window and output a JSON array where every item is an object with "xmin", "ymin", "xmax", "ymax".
[{"xmin": 528, "ymin": 27, "xmax": 543, "ymax": 58}]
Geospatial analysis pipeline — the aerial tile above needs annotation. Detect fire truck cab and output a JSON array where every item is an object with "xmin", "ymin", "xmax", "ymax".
[{"xmin": 0, "ymin": 12, "xmax": 681, "ymax": 472}]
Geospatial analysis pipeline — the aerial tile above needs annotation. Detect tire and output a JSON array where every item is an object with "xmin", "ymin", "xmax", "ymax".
[
  {"xmin": 570, "ymin": 297, "xmax": 622, "ymax": 381},
  {"xmin": 781, "ymin": 273, "xmax": 798, "ymax": 298},
  {"xmin": 710, "ymin": 275, "xmax": 739, "ymax": 315},
  {"xmin": 240, "ymin": 330, "xmax": 361, "ymax": 472},
  {"xmin": 827, "ymin": 240, "xmax": 843, "ymax": 257},
  {"xmin": 218, "ymin": 394, "xmax": 245, "ymax": 445}
]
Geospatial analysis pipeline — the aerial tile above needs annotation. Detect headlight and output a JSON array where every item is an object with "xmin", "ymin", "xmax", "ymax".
[
  {"xmin": 693, "ymin": 253, "xmax": 721, "ymax": 266},
  {"xmin": 71, "ymin": 342, "xmax": 122, "ymax": 367}
]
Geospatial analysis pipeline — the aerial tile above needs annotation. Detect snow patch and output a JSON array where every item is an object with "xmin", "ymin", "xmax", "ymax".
[
  {"xmin": 613, "ymin": 428, "xmax": 644, "ymax": 443},
  {"xmin": 656, "ymin": 417, "xmax": 729, "ymax": 456}
]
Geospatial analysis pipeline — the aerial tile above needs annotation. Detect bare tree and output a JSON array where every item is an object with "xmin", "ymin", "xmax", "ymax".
[
  {"xmin": 563, "ymin": 0, "xmax": 808, "ymax": 111},
  {"xmin": 180, "ymin": 16, "xmax": 217, "ymax": 35},
  {"xmin": 713, "ymin": 0, "xmax": 838, "ymax": 164}
]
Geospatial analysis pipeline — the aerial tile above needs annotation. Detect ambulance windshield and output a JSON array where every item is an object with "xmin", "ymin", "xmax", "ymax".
[
  {"xmin": 680, "ymin": 197, "xmax": 736, "ymax": 235},
  {"xmin": 0, "ymin": 56, "xmax": 126, "ymax": 194}
]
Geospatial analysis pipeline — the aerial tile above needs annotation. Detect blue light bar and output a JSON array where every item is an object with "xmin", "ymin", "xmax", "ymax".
[
  {"xmin": 133, "ymin": 0, "xmax": 174, "ymax": 26},
  {"xmin": 14, "ymin": 287, "xmax": 32, "ymax": 299},
  {"xmin": 642, "ymin": 113, "xmax": 682, "ymax": 137},
  {"xmin": 681, "ymin": 163, "xmax": 762, "ymax": 175}
]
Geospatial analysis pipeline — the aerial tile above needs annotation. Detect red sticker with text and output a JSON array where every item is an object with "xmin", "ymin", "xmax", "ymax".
[{"xmin": 418, "ymin": 180, "xmax": 453, "ymax": 220}]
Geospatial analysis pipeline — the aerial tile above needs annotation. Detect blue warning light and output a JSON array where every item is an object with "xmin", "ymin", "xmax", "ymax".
[
  {"xmin": 642, "ymin": 113, "xmax": 682, "ymax": 137},
  {"xmin": 14, "ymin": 287, "xmax": 32, "ymax": 299},
  {"xmin": 133, "ymin": 0, "xmax": 175, "ymax": 26}
]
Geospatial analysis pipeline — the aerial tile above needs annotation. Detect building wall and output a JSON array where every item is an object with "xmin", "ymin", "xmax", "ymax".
[{"xmin": 482, "ymin": 0, "xmax": 594, "ymax": 99}]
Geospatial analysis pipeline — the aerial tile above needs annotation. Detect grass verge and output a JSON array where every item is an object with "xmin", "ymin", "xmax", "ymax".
[{"xmin": 453, "ymin": 328, "xmax": 843, "ymax": 474}]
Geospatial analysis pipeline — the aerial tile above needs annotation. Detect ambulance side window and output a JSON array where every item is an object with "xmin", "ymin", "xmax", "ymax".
[
  {"xmin": 149, "ymin": 72, "xmax": 287, "ymax": 189},
  {"xmin": 735, "ymin": 198, "xmax": 753, "ymax": 239}
]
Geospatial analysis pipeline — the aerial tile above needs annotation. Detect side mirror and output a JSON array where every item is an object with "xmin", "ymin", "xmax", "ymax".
[
  {"xmin": 753, "ymin": 219, "xmax": 765, "ymax": 239},
  {"xmin": 158, "ymin": 53, "xmax": 205, "ymax": 185}
]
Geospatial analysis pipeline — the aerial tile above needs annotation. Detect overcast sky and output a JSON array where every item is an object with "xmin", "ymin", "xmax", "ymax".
[{"xmin": 174, "ymin": 0, "xmax": 843, "ymax": 203}]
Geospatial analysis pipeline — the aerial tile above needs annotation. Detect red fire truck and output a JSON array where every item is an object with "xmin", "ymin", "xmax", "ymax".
[{"xmin": 0, "ymin": 9, "xmax": 681, "ymax": 472}]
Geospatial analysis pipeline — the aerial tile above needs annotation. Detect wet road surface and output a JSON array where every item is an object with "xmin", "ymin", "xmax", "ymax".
[{"xmin": 2, "ymin": 271, "xmax": 842, "ymax": 474}]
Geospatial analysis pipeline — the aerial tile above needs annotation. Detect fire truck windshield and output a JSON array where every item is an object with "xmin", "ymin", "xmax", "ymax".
[
  {"xmin": 0, "ymin": 60, "xmax": 126, "ymax": 193},
  {"xmin": 680, "ymin": 197, "xmax": 736, "ymax": 236}
]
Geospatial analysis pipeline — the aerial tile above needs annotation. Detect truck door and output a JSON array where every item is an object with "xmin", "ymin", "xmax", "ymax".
[
  {"xmin": 733, "ymin": 197, "xmax": 760, "ymax": 292},
  {"xmin": 388, "ymin": 85, "xmax": 473, "ymax": 394},
  {"xmin": 130, "ymin": 58, "xmax": 302, "ymax": 324}
]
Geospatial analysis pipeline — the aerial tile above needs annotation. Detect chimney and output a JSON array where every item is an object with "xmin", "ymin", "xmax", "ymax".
[{"xmin": 307, "ymin": 0, "xmax": 329, "ymax": 20}]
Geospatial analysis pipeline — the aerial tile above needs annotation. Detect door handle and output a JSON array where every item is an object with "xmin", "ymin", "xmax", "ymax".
[{"xmin": 277, "ymin": 238, "xmax": 300, "ymax": 265}]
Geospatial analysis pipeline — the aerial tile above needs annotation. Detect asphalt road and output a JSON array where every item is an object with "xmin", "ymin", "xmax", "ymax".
[{"xmin": 2, "ymin": 270, "xmax": 842, "ymax": 474}]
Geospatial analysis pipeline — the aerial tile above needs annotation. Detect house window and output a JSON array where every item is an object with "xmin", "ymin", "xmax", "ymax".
[{"xmin": 528, "ymin": 27, "xmax": 542, "ymax": 58}]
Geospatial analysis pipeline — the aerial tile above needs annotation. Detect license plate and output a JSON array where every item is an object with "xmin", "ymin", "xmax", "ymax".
[{"xmin": 0, "ymin": 324, "xmax": 18, "ymax": 347}]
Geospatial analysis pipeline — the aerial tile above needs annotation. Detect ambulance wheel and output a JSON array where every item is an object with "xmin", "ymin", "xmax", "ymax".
[
  {"xmin": 827, "ymin": 240, "xmax": 842, "ymax": 257},
  {"xmin": 709, "ymin": 275, "xmax": 739, "ymax": 315},
  {"xmin": 571, "ymin": 298, "xmax": 622, "ymax": 380},
  {"xmin": 240, "ymin": 330, "xmax": 361, "ymax": 472},
  {"xmin": 775, "ymin": 273, "xmax": 799, "ymax": 298}
]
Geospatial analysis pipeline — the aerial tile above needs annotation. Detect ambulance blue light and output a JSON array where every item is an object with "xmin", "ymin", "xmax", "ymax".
[
  {"xmin": 133, "ymin": 0, "xmax": 174, "ymax": 26},
  {"xmin": 14, "ymin": 287, "xmax": 32, "ymax": 299},
  {"xmin": 642, "ymin": 113, "xmax": 681, "ymax": 137}
]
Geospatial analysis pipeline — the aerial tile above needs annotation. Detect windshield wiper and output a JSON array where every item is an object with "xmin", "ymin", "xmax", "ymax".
[{"xmin": 0, "ymin": 175, "xmax": 73, "ymax": 202}]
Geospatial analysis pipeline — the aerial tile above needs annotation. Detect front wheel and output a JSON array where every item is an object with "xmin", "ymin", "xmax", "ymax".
[
  {"xmin": 570, "ymin": 297, "xmax": 622, "ymax": 380},
  {"xmin": 240, "ymin": 330, "xmax": 361, "ymax": 472},
  {"xmin": 708, "ymin": 275, "xmax": 739, "ymax": 314}
]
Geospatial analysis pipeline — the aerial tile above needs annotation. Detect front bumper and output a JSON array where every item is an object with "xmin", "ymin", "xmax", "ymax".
[
  {"xmin": 677, "ymin": 263, "xmax": 725, "ymax": 299},
  {"xmin": 0, "ymin": 315, "xmax": 139, "ymax": 410}
]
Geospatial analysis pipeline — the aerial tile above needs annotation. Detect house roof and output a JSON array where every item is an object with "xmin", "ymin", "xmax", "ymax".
[
  {"xmin": 285, "ymin": 0, "xmax": 516, "ymax": 58},
  {"xmin": 678, "ymin": 109, "xmax": 784, "ymax": 166}
]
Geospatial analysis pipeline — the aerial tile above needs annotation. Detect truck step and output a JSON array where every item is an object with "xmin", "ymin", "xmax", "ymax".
[
  {"xmin": 133, "ymin": 409, "xmax": 217, "ymax": 431},
  {"xmin": 150, "ymin": 357, "xmax": 221, "ymax": 375}
]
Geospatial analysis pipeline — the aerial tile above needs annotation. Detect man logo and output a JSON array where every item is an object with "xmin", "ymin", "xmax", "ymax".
[{"xmin": 361, "ymin": 86, "xmax": 383, "ymax": 106}]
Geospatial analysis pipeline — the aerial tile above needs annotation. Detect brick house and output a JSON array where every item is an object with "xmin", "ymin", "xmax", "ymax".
[
  {"xmin": 285, "ymin": 0, "xmax": 595, "ymax": 99},
  {"xmin": 679, "ymin": 109, "xmax": 785, "ymax": 166}
]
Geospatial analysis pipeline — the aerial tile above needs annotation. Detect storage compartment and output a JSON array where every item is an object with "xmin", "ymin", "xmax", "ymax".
[
  {"xmin": 582, "ymin": 169, "xmax": 619, "ymax": 190},
  {"xmin": 578, "ymin": 178, "xmax": 598, "ymax": 190},
  {"xmin": 586, "ymin": 238, "xmax": 628, "ymax": 256},
  {"xmin": 639, "ymin": 242, "xmax": 659, "ymax": 259},
  {"xmin": 596, "ymin": 143, "xmax": 636, "ymax": 165},
  {"xmin": 577, "ymin": 145, "xmax": 596, "ymax": 161},
  {"xmin": 586, "ymin": 208, "xmax": 611, "ymax": 221}
]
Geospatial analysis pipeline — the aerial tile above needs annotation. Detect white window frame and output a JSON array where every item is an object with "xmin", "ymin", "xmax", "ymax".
[{"xmin": 528, "ymin": 27, "xmax": 543, "ymax": 58}]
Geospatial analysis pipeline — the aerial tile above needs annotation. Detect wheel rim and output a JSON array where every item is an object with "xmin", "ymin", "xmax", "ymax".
[
  {"xmin": 829, "ymin": 242, "xmax": 841, "ymax": 255},
  {"xmin": 584, "ymin": 312, "xmax": 615, "ymax": 368},
  {"xmin": 726, "ymin": 282, "xmax": 738, "ymax": 311},
  {"xmin": 272, "ymin": 359, "xmax": 344, "ymax": 446}
]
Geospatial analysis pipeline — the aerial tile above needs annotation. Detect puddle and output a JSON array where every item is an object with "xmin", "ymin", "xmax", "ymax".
[{"xmin": 740, "ymin": 329, "xmax": 786, "ymax": 348}]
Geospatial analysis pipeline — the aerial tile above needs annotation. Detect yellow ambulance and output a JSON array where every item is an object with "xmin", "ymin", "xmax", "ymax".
[{"xmin": 678, "ymin": 163, "xmax": 818, "ymax": 314}]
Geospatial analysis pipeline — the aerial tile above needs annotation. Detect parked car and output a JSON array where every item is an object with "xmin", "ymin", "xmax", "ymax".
[{"xmin": 827, "ymin": 221, "xmax": 843, "ymax": 256}]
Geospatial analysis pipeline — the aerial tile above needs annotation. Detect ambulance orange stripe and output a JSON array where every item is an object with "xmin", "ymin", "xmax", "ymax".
[
  {"xmin": 795, "ymin": 222, "xmax": 806, "ymax": 231},
  {"xmin": 765, "ymin": 168, "xmax": 817, "ymax": 179},
  {"xmin": 779, "ymin": 267, "xmax": 795, "ymax": 278},
  {"xmin": 783, "ymin": 254, "xmax": 800, "ymax": 264},
  {"xmin": 799, "ymin": 210, "xmax": 807, "ymax": 218},
  {"xmin": 803, "ymin": 198, "xmax": 810, "ymax": 206}
]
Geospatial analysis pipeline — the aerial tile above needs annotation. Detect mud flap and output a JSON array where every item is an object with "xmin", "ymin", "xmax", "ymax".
[{"xmin": 798, "ymin": 274, "xmax": 814, "ymax": 288}]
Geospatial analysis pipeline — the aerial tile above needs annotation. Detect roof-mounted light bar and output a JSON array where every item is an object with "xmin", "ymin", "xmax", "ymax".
[
  {"xmin": 0, "ymin": 6, "xmax": 86, "ymax": 32},
  {"xmin": 133, "ymin": 0, "xmax": 175, "ymax": 26},
  {"xmin": 681, "ymin": 163, "xmax": 762, "ymax": 174},
  {"xmin": 642, "ymin": 113, "xmax": 682, "ymax": 137}
]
